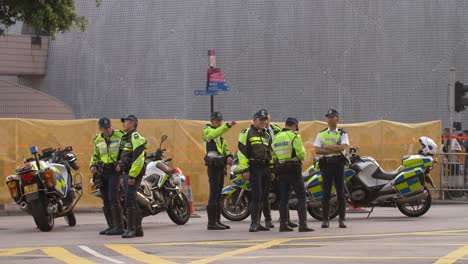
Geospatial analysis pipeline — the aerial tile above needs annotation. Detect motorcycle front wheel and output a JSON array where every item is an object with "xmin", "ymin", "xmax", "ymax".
[
  {"xmin": 397, "ymin": 189, "xmax": 432, "ymax": 217},
  {"xmin": 167, "ymin": 192, "xmax": 190, "ymax": 225},
  {"xmin": 220, "ymin": 190, "xmax": 250, "ymax": 221},
  {"xmin": 307, "ymin": 200, "xmax": 339, "ymax": 221},
  {"xmin": 64, "ymin": 211, "xmax": 77, "ymax": 226},
  {"xmin": 31, "ymin": 195, "xmax": 54, "ymax": 232}
]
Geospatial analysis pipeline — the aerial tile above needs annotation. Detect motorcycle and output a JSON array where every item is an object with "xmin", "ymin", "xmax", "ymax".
[
  {"xmin": 5, "ymin": 146, "xmax": 83, "ymax": 231},
  {"xmin": 305, "ymin": 136, "xmax": 437, "ymax": 220},
  {"xmin": 220, "ymin": 156, "xmax": 317, "ymax": 221},
  {"xmin": 90, "ymin": 135, "xmax": 190, "ymax": 225}
]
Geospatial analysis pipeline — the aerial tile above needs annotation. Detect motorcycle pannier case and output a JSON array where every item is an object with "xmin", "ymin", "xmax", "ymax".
[{"xmin": 393, "ymin": 167, "xmax": 424, "ymax": 195}]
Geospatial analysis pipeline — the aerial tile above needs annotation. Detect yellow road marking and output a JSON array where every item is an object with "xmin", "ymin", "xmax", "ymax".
[
  {"xmin": 106, "ymin": 244, "xmax": 177, "ymax": 264},
  {"xmin": 434, "ymin": 245, "xmax": 468, "ymax": 264},
  {"xmin": 190, "ymin": 238, "xmax": 291, "ymax": 264},
  {"xmin": 41, "ymin": 247, "xmax": 96, "ymax": 264},
  {"xmin": 0, "ymin": 248, "xmax": 40, "ymax": 256},
  {"xmin": 144, "ymin": 229, "xmax": 468, "ymax": 247},
  {"xmin": 284, "ymin": 242, "xmax": 468, "ymax": 246}
]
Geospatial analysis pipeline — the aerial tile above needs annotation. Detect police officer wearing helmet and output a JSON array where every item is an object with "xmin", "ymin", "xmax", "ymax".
[
  {"xmin": 90, "ymin": 117, "xmax": 125, "ymax": 235},
  {"xmin": 272, "ymin": 117, "xmax": 314, "ymax": 232},
  {"xmin": 314, "ymin": 109, "xmax": 349, "ymax": 228},
  {"xmin": 118, "ymin": 115, "xmax": 147, "ymax": 238},
  {"xmin": 238, "ymin": 109, "xmax": 272, "ymax": 232},
  {"xmin": 203, "ymin": 112, "xmax": 237, "ymax": 230}
]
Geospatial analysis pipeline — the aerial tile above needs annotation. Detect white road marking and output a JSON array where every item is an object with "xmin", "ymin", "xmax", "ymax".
[{"xmin": 78, "ymin": 245, "xmax": 125, "ymax": 264}]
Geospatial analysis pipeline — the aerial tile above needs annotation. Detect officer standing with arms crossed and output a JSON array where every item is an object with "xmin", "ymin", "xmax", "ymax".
[
  {"xmin": 90, "ymin": 117, "xmax": 125, "ymax": 235},
  {"xmin": 314, "ymin": 109, "xmax": 349, "ymax": 228},
  {"xmin": 203, "ymin": 112, "xmax": 237, "ymax": 230},
  {"xmin": 117, "ymin": 115, "xmax": 147, "ymax": 238},
  {"xmin": 272, "ymin": 117, "xmax": 314, "ymax": 232},
  {"xmin": 238, "ymin": 109, "xmax": 272, "ymax": 232}
]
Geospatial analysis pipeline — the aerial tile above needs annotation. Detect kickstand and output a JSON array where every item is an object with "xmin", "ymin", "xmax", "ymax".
[{"xmin": 366, "ymin": 207, "xmax": 374, "ymax": 219}]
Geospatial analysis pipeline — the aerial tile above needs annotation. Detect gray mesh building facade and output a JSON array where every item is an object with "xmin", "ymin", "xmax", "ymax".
[{"xmin": 13, "ymin": 0, "xmax": 468, "ymax": 127}]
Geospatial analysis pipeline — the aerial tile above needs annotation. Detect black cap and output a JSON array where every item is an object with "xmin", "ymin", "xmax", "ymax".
[
  {"xmin": 121, "ymin": 114, "xmax": 138, "ymax": 124},
  {"xmin": 325, "ymin": 109, "xmax": 339, "ymax": 117},
  {"xmin": 253, "ymin": 109, "xmax": 269, "ymax": 120},
  {"xmin": 285, "ymin": 117, "xmax": 299, "ymax": 131},
  {"xmin": 210, "ymin": 111, "xmax": 223, "ymax": 121},
  {"xmin": 98, "ymin": 117, "xmax": 111, "ymax": 128},
  {"xmin": 285, "ymin": 117, "xmax": 299, "ymax": 126}
]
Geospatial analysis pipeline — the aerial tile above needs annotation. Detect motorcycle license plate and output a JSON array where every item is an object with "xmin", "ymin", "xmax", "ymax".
[{"xmin": 24, "ymin": 184, "xmax": 38, "ymax": 195}]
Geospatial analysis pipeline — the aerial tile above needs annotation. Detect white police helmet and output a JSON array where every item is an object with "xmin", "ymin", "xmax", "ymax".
[{"xmin": 419, "ymin": 136, "xmax": 437, "ymax": 155}]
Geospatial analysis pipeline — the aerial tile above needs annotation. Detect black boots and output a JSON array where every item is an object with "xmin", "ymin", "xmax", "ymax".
[
  {"xmin": 122, "ymin": 207, "xmax": 137, "ymax": 238},
  {"xmin": 321, "ymin": 200, "xmax": 330, "ymax": 228},
  {"xmin": 207, "ymin": 205, "xmax": 225, "ymax": 230},
  {"xmin": 298, "ymin": 206, "xmax": 314, "ymax": 232},
  {"xmin": 99, "ymin": 207, "xmax": 113, "ymax": 235},
  {"xmin": 257, "ymin": 205, "xmax": 270, "ymax": 231},
  {"xmin": 216, "ymin": 204, "xmax": 230, "ymax": 229},
  {"xmin": 249, "ymin": 204, "xmax": 260, "ymax": 232},
  {"xmin": 338, "ymin": 200, "xmax": 347, "ymax": 228},
  {"xmin": 107, "ymin": 207, "xmax": 125, "ymax": 235},
  {"xmin": 279, "ymin": 207, "xmax": 293, "ymax": 232},
  {"xmin": 135, "ymin": 208, "xmax": 144, "ymax": 237},
  {"xmin": 263, "ymin": 202, "xmax": 274, "ymax": 228},
  {"xmin": 287, "ymin": 210, "xmax": 298, "ymax": 228}
]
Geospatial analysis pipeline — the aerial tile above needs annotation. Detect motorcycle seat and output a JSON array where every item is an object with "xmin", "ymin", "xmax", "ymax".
[{"xmin": 371, "ymin": 167, "xmax": 402, "ymax": 181}]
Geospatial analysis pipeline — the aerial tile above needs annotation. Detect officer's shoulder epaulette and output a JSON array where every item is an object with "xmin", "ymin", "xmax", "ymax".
[
  {"xmin": 338, "ymin": 128, "xmax": 347, "ymax": 134},
  {"xmin": 320, "ymin": 128, "xmax": 328, "ymax": 132},
  {"xmin": 240, "ymin": 128, "xmax": 249, "ymax": 134},
  {"xmin": 132, "ymin": 131, "xmax": 141, "ymax": 138}
]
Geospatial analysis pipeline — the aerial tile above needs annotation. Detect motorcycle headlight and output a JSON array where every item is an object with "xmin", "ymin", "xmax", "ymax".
[{"xmin": 172, "ymin": 173, "xmax": 182, "ymax": 187}]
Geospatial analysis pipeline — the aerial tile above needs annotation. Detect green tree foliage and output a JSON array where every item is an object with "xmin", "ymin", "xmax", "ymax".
[{"xmin": 0, "ymin": 0, "xmax": 101, "ymax": 38}]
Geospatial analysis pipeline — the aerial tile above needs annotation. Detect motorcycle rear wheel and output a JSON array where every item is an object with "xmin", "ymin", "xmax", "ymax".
[
  {"xmin": 31, "ymin": 195, "xmax": 54, "ymax": 232},
  {"xmin": 220, "ymin": 192, "xmax": 250, "ymax": 221},
  {"xmin": 167, "ymin": 192, "xmax": 190, "ymax": 225},
  {"xmin": 64, "ymin": 211, "xmax": 77, "ymax": 226},
  {"xmin": 307, "ymin": 200, "xmax": 339, "ymax": 221},
  {"xmin": 397, "ymin": 189, "xmax": 432, "ymax": 217}
]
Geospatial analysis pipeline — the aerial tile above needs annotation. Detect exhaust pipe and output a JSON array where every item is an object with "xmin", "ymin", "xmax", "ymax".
[
  {"xmin": 136, "ymin": 192, "xmax": 152, "ymax": 211},
  {"xmin": 397, "ymin": 190, "xmax": 428, "ymax": 204},
  {"xmin": 20, "ymin": 202, "xmax": 28, "ymax": 211}
]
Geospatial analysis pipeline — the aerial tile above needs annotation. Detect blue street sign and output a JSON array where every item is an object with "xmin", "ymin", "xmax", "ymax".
[
  {"xmin": 207, "ymin": 82, "xmax": 230, "ymax": 91},
  {"xmin": 194, "ymin": 90, "xmax": 218, "ymax": 96}
]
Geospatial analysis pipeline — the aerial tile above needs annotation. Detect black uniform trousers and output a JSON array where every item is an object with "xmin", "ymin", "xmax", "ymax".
[
  {"xmin": 249, "ymin": 164, "xmax": 270, "ymax": 209},
  {"xmin": 123, "ymin": 174, "xmax": 143, "ymax": 209},
  {"xmin": 100, "ymin": 167, "xmax": 121, "ymax": 208},
  {"xmin": 278, "ymin": 166, "xmax": 306, "ymax": 210},
  {"xmin": 321, "ymin": 158, "xmax": 346, "ymax": 202},
  {"xmin": 207, "ymin": 163, "xmax": 225, "ymax": 207}
]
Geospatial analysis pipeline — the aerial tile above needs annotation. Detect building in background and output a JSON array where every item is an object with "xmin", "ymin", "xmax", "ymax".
[{"xmin": 1, "ymin": 1, "xmax": 467, "ymax": 128}]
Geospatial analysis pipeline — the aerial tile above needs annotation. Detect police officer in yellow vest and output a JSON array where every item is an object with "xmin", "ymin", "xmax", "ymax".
[
  {"xmin": 90, "ymin": 117, "xmax": 125, "ymax": 235},
  {"xmin": 272, "ymin": 117, "xmax": 314, "ymax": 232},
  {"xmin": 118, "ymin": 115, "xmax": 147, "ymax": 238},
  {"xmin": 264, "ymin": 112, "xmax": 298, "ymax": 229},
  {"xmin": 314, "ymin": 109, "xmax": 349, "ymax": 228},
  {"xmin": 203, "ymin": 112, "xmax": 237, "ymax": 230},
  {"xmin": 238, "ymin": 109, "xmax": 272, "ymax": 232},
  {"xmin": 262, "ymin": 111, "xmax": 281, "ymax": 229}
]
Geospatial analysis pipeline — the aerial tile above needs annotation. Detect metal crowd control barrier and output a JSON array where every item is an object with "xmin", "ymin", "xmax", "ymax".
[{"xmin": 439, "ymin": 152, "xmax": 468, "ymax": 200}]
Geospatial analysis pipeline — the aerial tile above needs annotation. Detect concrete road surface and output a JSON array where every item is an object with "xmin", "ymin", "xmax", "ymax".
[{"xmin": 1, "ymin": 204, "xmax": 468, "ymax": 264}]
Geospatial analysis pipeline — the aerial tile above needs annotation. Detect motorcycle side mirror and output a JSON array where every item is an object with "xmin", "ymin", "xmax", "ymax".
[
  {"xmin": 165, "ymin": 158, "xmax": 173, "ymax": 162},
  {"xmin": 65, "ymin": 146, "xmax": 73, "ymax": 152},
  {"xmin": 160, "ymin": 135, "xmax": 168, "ymax": 146},
  {"xmin": 30, "ymin": 146, "xmax": 39, "ymax": 155}
]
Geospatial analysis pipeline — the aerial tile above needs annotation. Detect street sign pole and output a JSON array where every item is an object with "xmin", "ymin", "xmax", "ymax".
[{"xmin": 208, "ymin": 50, "xmax": 216, "ymax": 114}]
